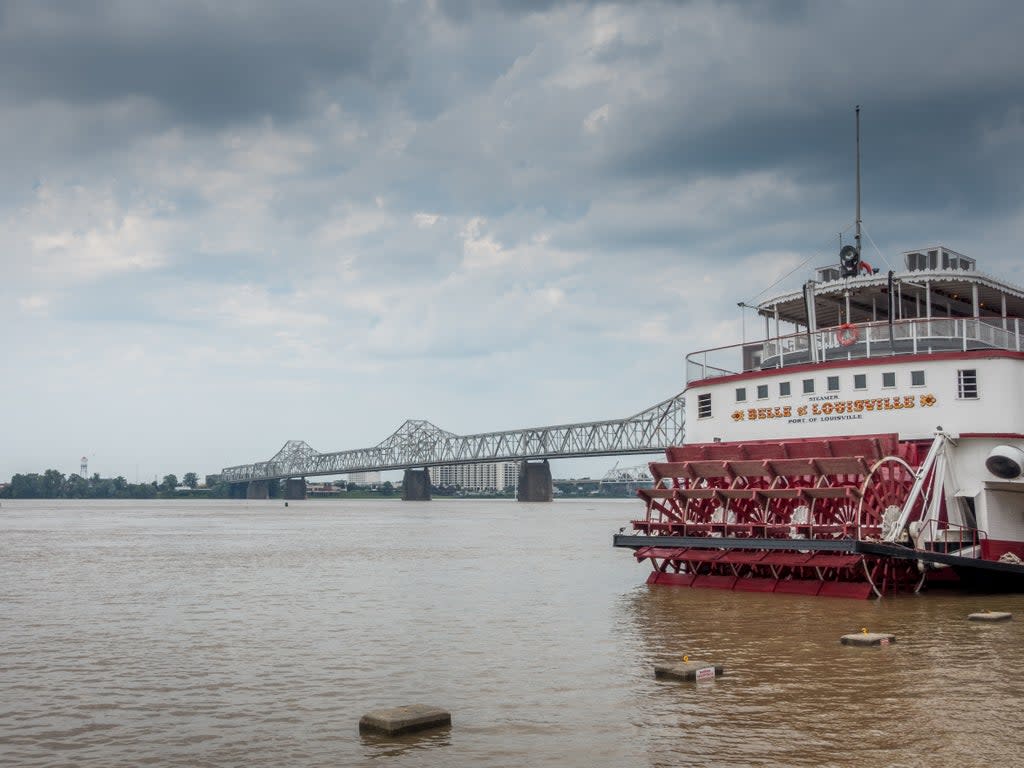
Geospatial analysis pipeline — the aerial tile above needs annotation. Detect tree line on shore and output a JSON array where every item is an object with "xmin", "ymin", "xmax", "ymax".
[
  {"xmin": 1, "ymin": 471, "xmax": 642, "ymax": 500},
  {"xmin": 0, "ymin": 470, "xmax": 212, "ymax": 499}
]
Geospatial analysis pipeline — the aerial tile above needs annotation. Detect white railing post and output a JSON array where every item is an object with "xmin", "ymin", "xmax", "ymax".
[{"xmin": 686, "ymin": 314, "xmax": 1023, "ymax": 386}]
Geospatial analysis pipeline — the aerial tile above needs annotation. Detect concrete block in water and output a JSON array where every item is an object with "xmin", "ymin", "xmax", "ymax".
[
  {"xmin": 284, "ymin": 478, "xmax": 306, "ymax": 500},
  {"xmin": 968, "ymin": 611, "xmax": 1013, "ymax": 622},
  {"xmin": 402, "ymin": 468, "xmax": 432, "ymax": 501},
  {"xmin": 517, "ymin": 460, "xmax": 553, "ymax": 502},
  {"xmin": 359, "ymin": 704, "xmax": 451, "ymax": 736},
  {"xmin": 246, "ymin": 480, "xmax": 269, "ymax": 499},
  {"xmin": 654, "ymin": 660, "xmax": 723, "ymax": 681},
  {"xmin": 840, "ymin": 632, "xmax": 896, "ymax": 646}
]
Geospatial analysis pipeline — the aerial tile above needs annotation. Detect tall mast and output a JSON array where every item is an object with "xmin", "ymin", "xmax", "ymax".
[{"xmin": 855, "ymin": 105, "xmax": 861, "ymax": 257}]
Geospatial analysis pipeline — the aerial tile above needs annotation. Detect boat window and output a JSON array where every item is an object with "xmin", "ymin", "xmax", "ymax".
[
  {"xmin": 757, "ymin": 384, "xmax": 768, "ymax": 400},
  {"xmin": 882, "ymin": 372, "xmax": 896, "ymax": 388},
  {"xmin": 854, "ymin": 373, "xmax": 867, "ymax": 390},
  {"xmin": 697, "ymin": 392, "xmax": 712, "ymax": 418},
  {"xmin": 735, "ymin": 387, "xmax": 747, "ymax": 402},
  {"xmin": 957, "ymin": 369, "xmax": 978, "ymax": 399},
  {"xmin": 911, "ymin": 370, "xmax": 926, "ymax": 386},
  {"xmin": 802, "ymin": 378, "xmax": 814, "ymax": 394},
  {"xmin": 779, "ymin": 381, "xmax": 791, "ymax": 397},
  {"xmin": 827, "ymin": 375, "xmax": 840, "ymax": 392},
  {"xmin": 960, "ymin": 496, "xmax": 978, "ymax": 530}
]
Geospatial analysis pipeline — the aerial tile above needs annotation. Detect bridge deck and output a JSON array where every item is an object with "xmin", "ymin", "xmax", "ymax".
[{"xmin": 219, "ymin": 391, "xmax": 685, "ymax": 483}]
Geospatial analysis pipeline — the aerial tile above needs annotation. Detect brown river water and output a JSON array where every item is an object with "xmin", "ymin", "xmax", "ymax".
[{"xmin": 2, "ymin": 498, "xmax": 1022, "ymax": 767}]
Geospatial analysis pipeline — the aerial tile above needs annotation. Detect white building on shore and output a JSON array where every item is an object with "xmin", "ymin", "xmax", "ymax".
[{"xmin": 431, "ymin": 461, "xmax": 519, "ymax": 492}]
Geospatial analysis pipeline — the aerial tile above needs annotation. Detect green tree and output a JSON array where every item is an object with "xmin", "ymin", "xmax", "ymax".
[
  {"xmin": 62, "ymin": 473, "xmax": 89, "ymax": 498},
  {"xmin": 10, "ymin": 473, "xmax": 43, "ymax": 498},
  {"xmin": 89, "ymin": 478, "xmax": 115, "ymax": 498},
  {"xmin": 207, "ymin": 481, "xmax": 232, "ymax": 498},
  {"xmin": 129, "ymin": 482, "xmax": 157, "ymax": 499},
  {"xmin": 42, "ymin": 469, "xmax": 65, "ymax": 497},
  {"xmin": 183, "ymin": 472, "xmax": 198, "ymax": 489},
  {"xmin": 160, "ymin": 474, "xmax": 178, "ymax": 493}
]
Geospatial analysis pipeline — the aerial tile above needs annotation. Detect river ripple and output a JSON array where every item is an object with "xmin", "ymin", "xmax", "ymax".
[{"xmin": 1, "ymin": 499, "xmax": 1022, "ymax": 767}]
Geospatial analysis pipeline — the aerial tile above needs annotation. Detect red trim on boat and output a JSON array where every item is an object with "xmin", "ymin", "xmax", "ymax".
[
  {"xmin": 774, "ymin": 579, "xmax": 823, "ymax": 596},
  {"xmin": 981, "ymin": 539, "xmax": 1024, "ymax": 561},
  {"xmin": 692, "ymin": 574, "xmax": 738, "ymax": 590},
  {"xmin": 732, "ymin": 577, "xmax": 778, "ymax": 593},
  {"xmin": 818, "ymin": 581, "xmax": 874, "ymax": 599},
  {"xmin": 647, "ymin": 571, "xmax": 695, "ymax": 587},
  {"xmin": 687, "ymin": 349, "xmax": 1024, "ymax": 389}
]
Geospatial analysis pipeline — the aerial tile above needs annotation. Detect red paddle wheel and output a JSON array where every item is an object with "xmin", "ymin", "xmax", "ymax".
[{"xmin": 632, "ymin": 434, "xmax": 928, "ymax": 597}]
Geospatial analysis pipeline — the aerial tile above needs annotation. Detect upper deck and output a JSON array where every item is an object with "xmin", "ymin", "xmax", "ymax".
[
  {"xmin": 688, "ymin": 315, "xmax": 1024, "ymax": 384},
  {"xmin": 688, "ymin": 246, "xmax": 1024, "ymax": 384}
]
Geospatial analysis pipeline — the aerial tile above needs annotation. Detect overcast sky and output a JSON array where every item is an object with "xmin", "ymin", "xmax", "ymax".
[{"xmin": 2, "ymin": 0, "xmax": 1023, "ymax": 483}]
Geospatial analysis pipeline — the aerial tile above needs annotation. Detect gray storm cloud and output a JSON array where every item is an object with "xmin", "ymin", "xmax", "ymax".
[{"xmin": 1, "ymin": 0, "xmax": 1022, "ymax": 478}]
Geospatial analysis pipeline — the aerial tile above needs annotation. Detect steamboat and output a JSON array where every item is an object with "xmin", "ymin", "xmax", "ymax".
[{"xmin": 614, "ymin": 113, "xmax": 1024, "ymax": 597}]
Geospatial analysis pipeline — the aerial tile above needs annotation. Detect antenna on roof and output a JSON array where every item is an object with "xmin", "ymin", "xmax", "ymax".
[{"xmin": 855, "ymin": 105, "xmax": 862, "ymax": 260}]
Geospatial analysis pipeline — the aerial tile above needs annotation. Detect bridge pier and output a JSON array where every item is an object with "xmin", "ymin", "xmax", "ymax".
[
  {"xmin": 402, "ymin": 468, "xmax": 432, "ymax": 501},
  {"xmin": 229, "ymin": 482, "xmax": 248, "ymax": 499},
  {"xmin": 246, "ymin": 480, "xmax": 270, "ymax": 500},
  {"xmin": 284, "ymin": 478, "xmax": 307, "ymax": 500},
  {"xmin": 517, "ymin": 460, "xmax": 553, "ymax": 502}
]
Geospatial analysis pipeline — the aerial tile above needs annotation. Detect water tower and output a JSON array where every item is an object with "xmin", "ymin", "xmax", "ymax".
[{"xmin": 81, "ymin": 456, "xmax": 88, "ymax": 476}]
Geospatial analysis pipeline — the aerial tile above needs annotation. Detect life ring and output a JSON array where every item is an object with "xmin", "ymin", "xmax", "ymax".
[{"xmin": 836, "ymin": 323, "xmax": 859, "ymax": 347}]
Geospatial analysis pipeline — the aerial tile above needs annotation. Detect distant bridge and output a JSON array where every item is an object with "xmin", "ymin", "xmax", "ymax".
[
  {"xmin": 219, "ymin": 390, "xmax": 684, "ymax": 499},
  {"xmin": 599, "ymin": 463, "xmax": 655, "ymax": 486}
]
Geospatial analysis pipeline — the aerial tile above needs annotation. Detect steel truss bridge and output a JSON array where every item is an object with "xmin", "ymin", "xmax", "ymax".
[
  {"xmin": 599, "ymin": 463, "xmax": 655, "ymax": 487},
  {"xmin": 220, "ymin": 391, "xmax": 685, "ymax": 483}
]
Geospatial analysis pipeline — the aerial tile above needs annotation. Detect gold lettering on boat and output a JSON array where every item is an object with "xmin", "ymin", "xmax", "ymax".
[{"xmin": 730, "ymin": 393, "xmax": 936, "ymax": 421}]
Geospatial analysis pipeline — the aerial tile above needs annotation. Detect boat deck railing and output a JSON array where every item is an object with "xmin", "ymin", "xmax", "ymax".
[
  {"xmin": 687, "ymin": 316, "xmax": 1024, "ymax": 383},
  {"xmin": 912, "ymin": 518, "xmax": 987, "ymax": 556}
]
